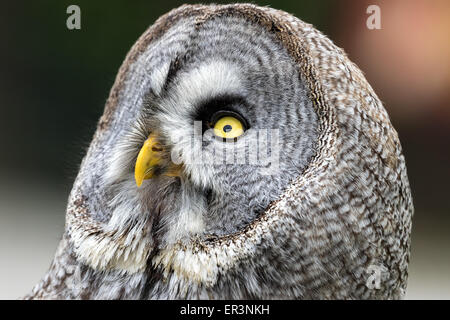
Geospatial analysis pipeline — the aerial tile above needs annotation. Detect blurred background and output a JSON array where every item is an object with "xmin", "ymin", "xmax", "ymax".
[{"xmin": 0, "ymin": 0, "xmax": 448, "ymax": 299}]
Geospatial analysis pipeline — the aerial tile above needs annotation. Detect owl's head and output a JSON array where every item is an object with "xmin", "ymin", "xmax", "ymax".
[{"xmin": 65, "ymin": 4, "xmax": 412, "ymax": 298}]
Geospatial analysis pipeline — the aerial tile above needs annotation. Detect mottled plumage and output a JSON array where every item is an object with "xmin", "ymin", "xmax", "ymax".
[{"xmin": 26, "ymin": 4, "xmax": 413, "ymax": 299}]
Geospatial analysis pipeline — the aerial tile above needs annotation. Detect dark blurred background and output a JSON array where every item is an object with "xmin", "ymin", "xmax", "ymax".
[{"xmin": 0, "ymin": 0, "xmax": 448, "ymax": 299}]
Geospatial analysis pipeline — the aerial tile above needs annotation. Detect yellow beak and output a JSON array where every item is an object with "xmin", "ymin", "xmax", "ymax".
[
  {"xmin": 134, "ymin": 133, "xmax": 163, "ymax": 187},
  {"xmin": 134, "ymin": 133, "xmax": 182, "ymax": 187}
]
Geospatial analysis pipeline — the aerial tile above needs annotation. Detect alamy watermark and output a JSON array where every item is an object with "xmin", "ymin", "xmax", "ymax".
[
  {"xmin": 168, "ymin": 121, "xmax": 282, "ymax": 176},
  {"xmin": 366, "ymin": 5, "xmax": 381, "ymax": 30},
  {"xmin": 66, "ymin": 5, "xmax": 381, "ymax": 31},
  {"xmin": 66, "ymin": 5, "xmax": 81, "ymax": 30},
  {"xmin": 366, "ymin": 264, "xmax": 388, "ymax": 289}
]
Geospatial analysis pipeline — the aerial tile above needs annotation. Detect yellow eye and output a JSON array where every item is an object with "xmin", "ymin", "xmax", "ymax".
[{"xmin": 213, "ymin": 116, "xmax": 244, "ymax": 139}]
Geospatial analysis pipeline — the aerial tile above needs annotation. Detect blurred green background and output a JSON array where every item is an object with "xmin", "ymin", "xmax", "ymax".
[{"xmin": 0, "ymin": 0, "xmax": 449, "ymax": 299}]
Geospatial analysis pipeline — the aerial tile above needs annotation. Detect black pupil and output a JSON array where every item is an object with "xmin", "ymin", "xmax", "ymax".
[{"xmin": 223, "ymin": 125, "xmax": 232, "ymax": 132}]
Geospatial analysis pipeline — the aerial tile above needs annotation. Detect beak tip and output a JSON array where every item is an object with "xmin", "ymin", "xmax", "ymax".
[{"xmin": 135, "ymin": 175, "xmax": 143, "ymax": 188}]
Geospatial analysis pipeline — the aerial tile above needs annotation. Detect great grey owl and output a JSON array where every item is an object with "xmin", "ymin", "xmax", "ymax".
[{"xmin": 25, "ymin": 4, "xmax": 413, "ymax": 299}]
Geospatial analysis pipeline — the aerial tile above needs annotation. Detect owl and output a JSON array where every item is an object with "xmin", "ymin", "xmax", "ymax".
[{"xmin": 25, "ymin": 4, "xmax": 413, "ymax": 299}]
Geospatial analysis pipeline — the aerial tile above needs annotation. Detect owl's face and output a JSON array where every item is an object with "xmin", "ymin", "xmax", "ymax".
[{"xmin": 100, "ymin": 15, "xmax": 317, "ymax": 249}]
